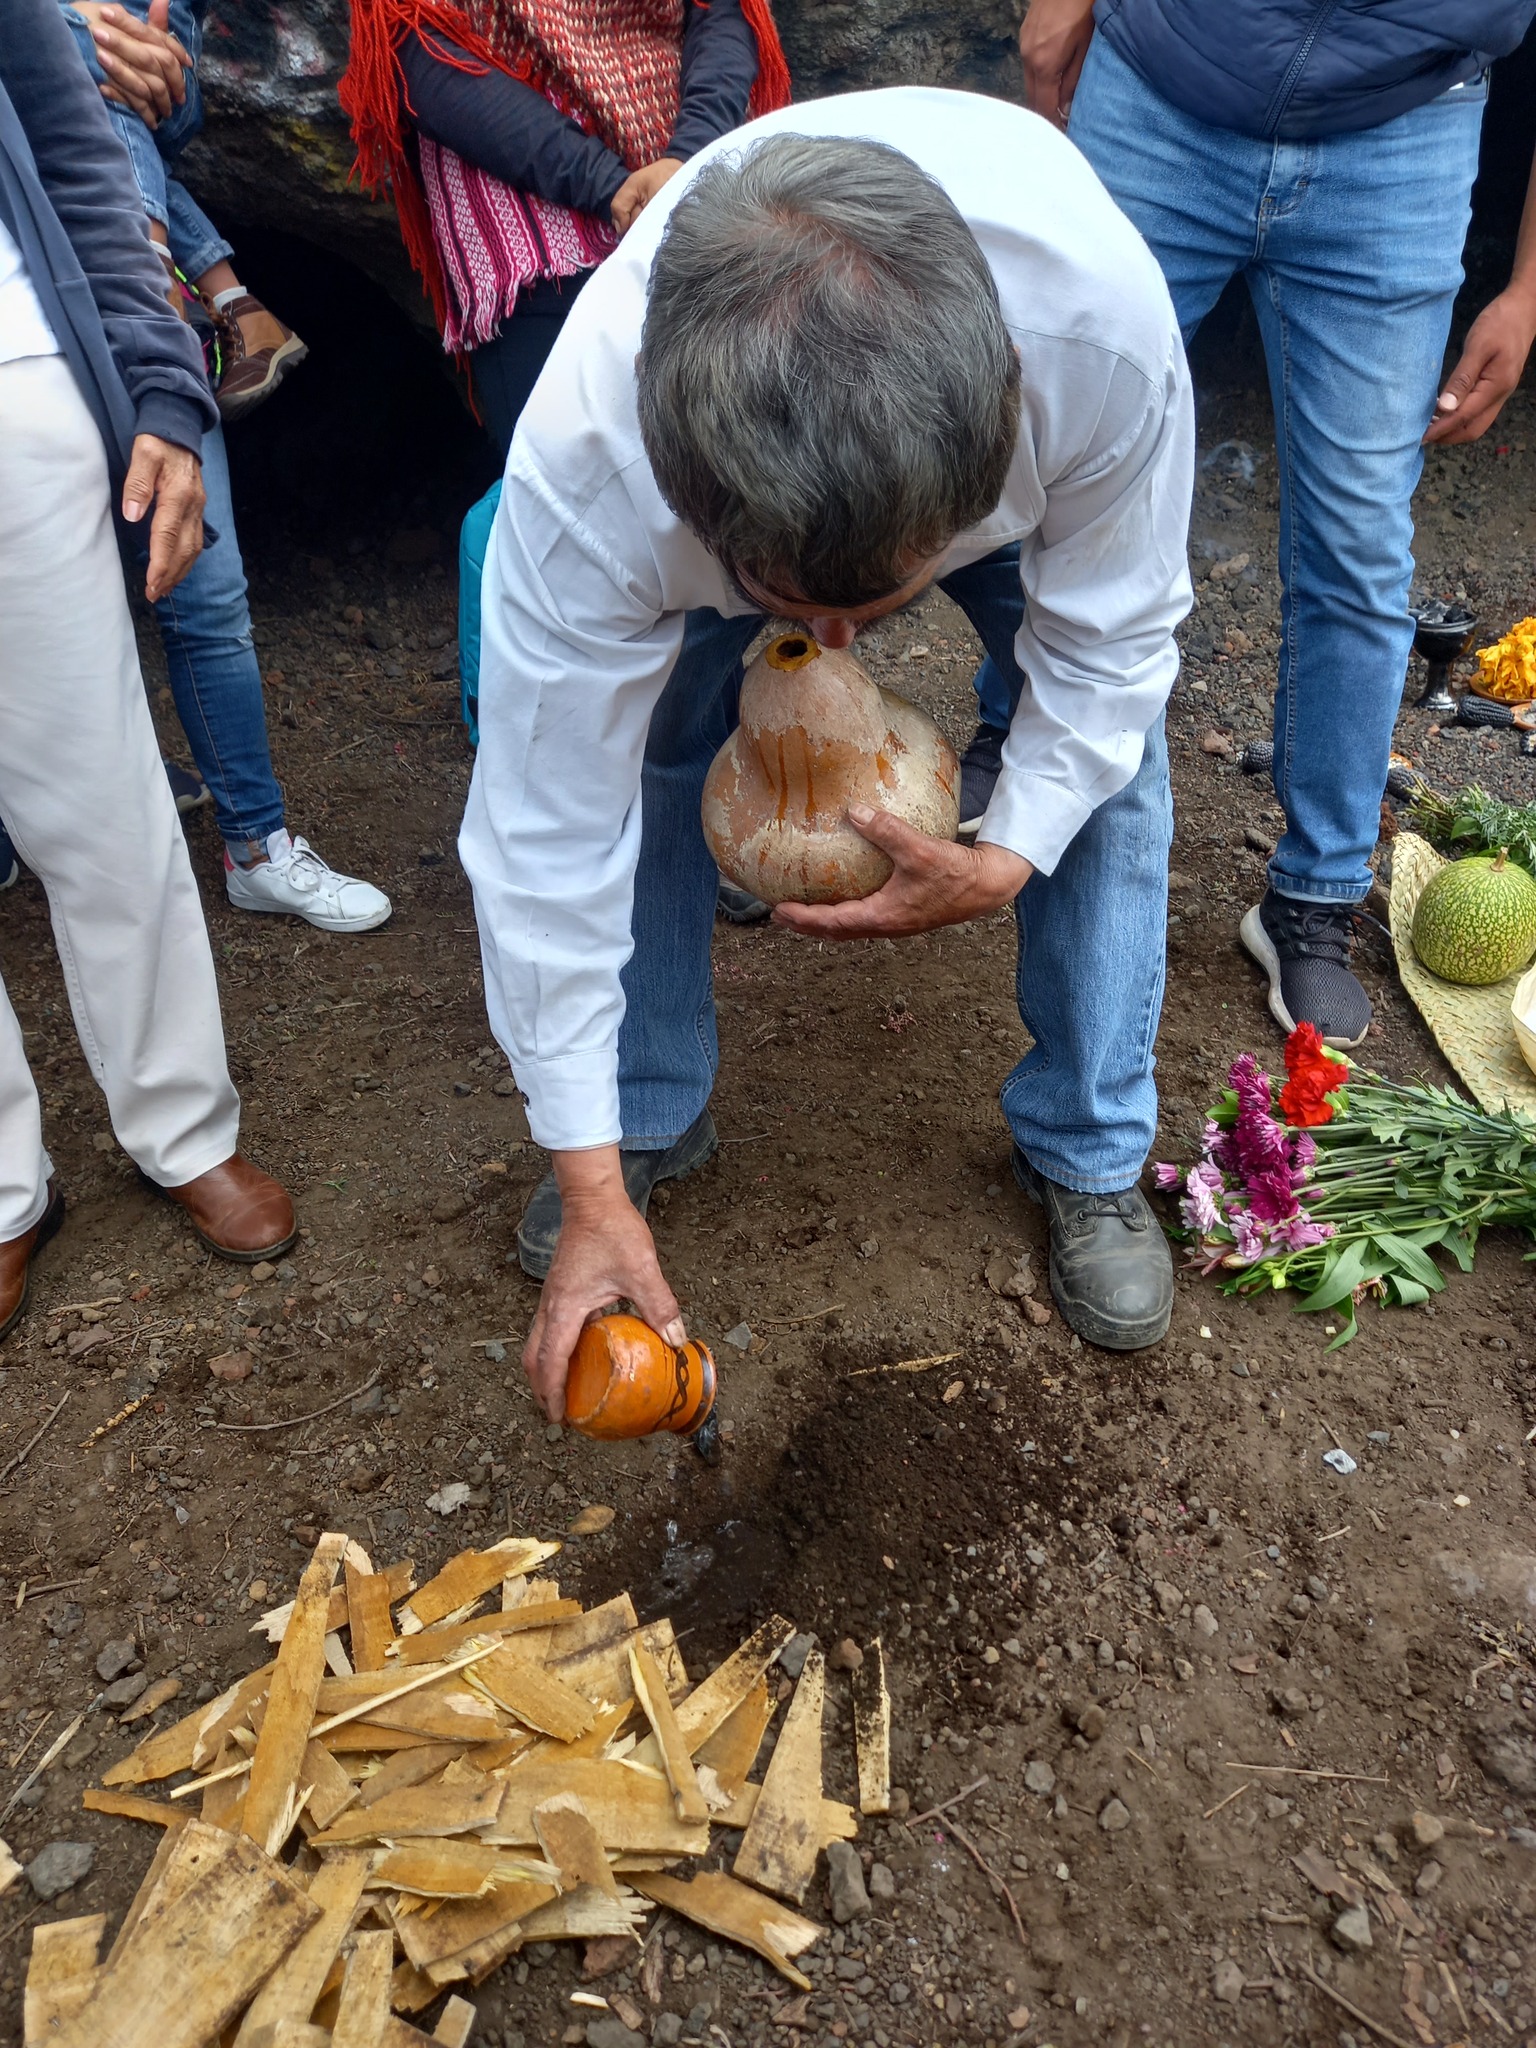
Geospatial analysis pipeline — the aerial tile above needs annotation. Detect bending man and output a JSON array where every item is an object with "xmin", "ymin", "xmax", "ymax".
[{"xmin": 460, "ymin": 93, "xmax": 1195, "ymax": 1403}]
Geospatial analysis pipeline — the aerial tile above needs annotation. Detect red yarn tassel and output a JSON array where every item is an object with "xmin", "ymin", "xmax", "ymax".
[
  {"xmin": 340, "ymin": 0, "xmax": 532, "ymax": 328},
  {"xmin": 740, "ymin": 0, "xmax": 792, "ymax": 118}
]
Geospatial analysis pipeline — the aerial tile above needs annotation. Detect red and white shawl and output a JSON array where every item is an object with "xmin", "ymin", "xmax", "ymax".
[{"xmin": 341, "ymin": 0, "xmax": 791, "ymax": 353}]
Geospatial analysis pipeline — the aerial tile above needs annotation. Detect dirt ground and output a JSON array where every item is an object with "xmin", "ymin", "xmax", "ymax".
[{"xmin": 2, "ymin": 362, "xmax": 1536, "ymax": 2048}]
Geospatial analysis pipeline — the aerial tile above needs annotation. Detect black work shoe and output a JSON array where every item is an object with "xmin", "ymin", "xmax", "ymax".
[
  {"xmin": 1239, "ymin": 889, "xmax": 1372, "ymax": 1049},
  {"xmin": 1012, "ymin": 1149, "xmax": 1173, "ymax": 1351},
  {"xmin": 716, "ymin": 876, "xmax": 771, "ymax": 925},
  {"xmin": 957, "ymin": 720, "xmax": 1008, "ymax": 839},
  {"xmin": 515, "ymin": 1108, "xmax": 718, "ymax": 1281}
]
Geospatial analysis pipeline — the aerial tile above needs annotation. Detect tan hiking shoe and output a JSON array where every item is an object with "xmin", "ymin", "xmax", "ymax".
[{"xmin": 211, "ymin": 293, "xmax": 307, "ymax": 422}]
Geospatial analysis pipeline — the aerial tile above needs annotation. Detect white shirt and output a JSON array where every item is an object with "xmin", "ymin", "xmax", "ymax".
[
  {"xmin": 0, "ymin": 217, "xmax": 60, "ymax": 367},
  {"xmin": 461, "ymin": 87, "xmax": 1194, "ymax": 1154}
]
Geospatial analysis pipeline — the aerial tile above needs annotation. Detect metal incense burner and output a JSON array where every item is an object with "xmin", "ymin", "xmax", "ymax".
[{"xmin": 1409, "ymin": 601, "xmax": 1479, "ymax": 716}]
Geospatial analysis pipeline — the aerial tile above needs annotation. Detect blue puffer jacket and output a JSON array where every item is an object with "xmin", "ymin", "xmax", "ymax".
[{"xmin": 1094, "ymin": 0, "xmax": 1536, "ymax": 138}]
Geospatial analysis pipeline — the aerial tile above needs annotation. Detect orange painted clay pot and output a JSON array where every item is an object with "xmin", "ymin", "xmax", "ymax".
[
  {"xmin": 565, "ymin": 1313, "xmax": 717, "ymax": 1443},
  {"xmin": 701, "ymin": 633, "xmax": 960, "ymax": 905}
]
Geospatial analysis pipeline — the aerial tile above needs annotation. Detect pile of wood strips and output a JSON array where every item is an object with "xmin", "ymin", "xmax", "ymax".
[{"xmin": 23, "ymin": 1529, "xmax": 893, "ymax": 2047}]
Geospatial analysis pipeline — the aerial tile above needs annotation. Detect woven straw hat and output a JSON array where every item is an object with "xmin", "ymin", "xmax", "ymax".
[{"xmin": 1388, "ymin": 832, "xmax": 1536, "ymax": 1115}]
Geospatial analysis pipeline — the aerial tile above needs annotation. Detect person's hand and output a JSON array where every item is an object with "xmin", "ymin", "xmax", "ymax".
[
  {"xmin": 1424, "ymin": 285, "xmax": 1536, "ymax": 445},
  {"xmin": 1019, "ymin": 0, "xmax": 1097, "ymax": 127},
  {"xmin": 123, "ymin": 435, "xmax": 204, "ymax": 601},
  {"xmin": 611, "ymin": 157, "xmax": 684, "ymax": 235},
  {"xmin": 772, "ymin": 806, "xmax": 1033, "ymax": 940},
  {"xmin": 522, "ymin": 1147, "xmax": 687, "ymax": 1423},
  {"xmin": 79, "ymin": 0, "xmax": 189, "ymax": 129}
]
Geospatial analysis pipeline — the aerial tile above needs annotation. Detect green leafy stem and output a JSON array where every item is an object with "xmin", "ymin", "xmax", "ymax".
[{"xmin": 1199, "ymin": 1075, "xmax": 1536, "ymax": 1347}]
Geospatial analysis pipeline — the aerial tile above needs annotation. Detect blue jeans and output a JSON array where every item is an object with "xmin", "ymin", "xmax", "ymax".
[
  {"xmin": 620, "ymin": 547, "xmax": 1172, "ymax": 1191},
  {"xmin": 63, "ymin": 0, "xmax": 233, "ymax": 284},
  {"xmin": 155, "ymin": 424, "xmax": 286, "ymax": 847},
  {"xmin": 1064, "ymin": 35, "xmax": 1486, "ymax": 906}
]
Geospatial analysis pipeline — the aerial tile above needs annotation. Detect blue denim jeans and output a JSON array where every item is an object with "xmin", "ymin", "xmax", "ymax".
[
  {"xmin": 620, "ymin": 547, "xmax": 1172, "ymax": 1191},
  {"xmin": 62, "ymin": 0, "xmax": 233, "ymax": 284},
  {"xmin": 154, "ymin": 424, "xmax": 286, "ymax": 847},
  {"xmin": 1062, "ymin": 35, "xmax": 1487, "ymax": 906}
]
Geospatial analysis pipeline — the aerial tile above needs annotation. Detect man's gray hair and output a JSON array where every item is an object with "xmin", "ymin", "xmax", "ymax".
[{"xmin": 637, "ymin": 135, "xmax": 1021, "ymax": 609}]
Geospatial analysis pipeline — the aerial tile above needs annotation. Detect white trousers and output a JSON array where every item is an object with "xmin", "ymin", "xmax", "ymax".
[{"xmin": 0, "ymin": 353, "xmax": 241, "ymax": 1239}]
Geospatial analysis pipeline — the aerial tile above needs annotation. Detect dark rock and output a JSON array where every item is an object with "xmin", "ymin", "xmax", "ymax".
[
  {"xmin": 26, "ymin": 1842, "xmax": 96, "ymax": 1901},
  {"xmin": 100, "ymin": 1671, "xmax": 150, "ymax": 1710},
  {"xmin": 652, "ymin": 2020, "xmax": 684, "ymax": 2048},
  {"xmin": 585, "ymin": 2023, "xmax": 644, "ymax": 2048},
  {"xmin": 1212, "ymin": 1959, "xmax": 1244, "ymax": 2004},
  {"xmin": 1473, "ymin": 1720, "xmax": 1536, "ymax": 1797},
  {"xmin": 1331, "ymin": 1905, "xmax": 1372, "ymax": 1953},
  {"xmin": 45, "ymin": 1600, "xmax": 84, "ymax": 1639},
  {"xmin": 779, "ymin": 1633, "xmax": 816, "ymax": 1681},
  {"xmin": 95, "ymin": 1637, "xmax": 141, "ymax": 1683},
  {"xmin": 826, "ymin": 1839, "xmax": 871, "ymax": 1924}
]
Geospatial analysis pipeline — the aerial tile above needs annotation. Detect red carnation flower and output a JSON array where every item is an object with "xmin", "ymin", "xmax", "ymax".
[{"xmin": 1279, "ymin": 1022, "xmax": 1346, "ymax": 1127}]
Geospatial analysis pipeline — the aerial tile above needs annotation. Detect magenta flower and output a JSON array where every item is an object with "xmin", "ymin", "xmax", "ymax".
[
  {"xmin": 1245, "ymin": 1166, "xmax": 1306, "ymax": 1227},
  {"xmin": 1169, "ymin": 1044, "xmax": 1333, "ymax": 1278}
]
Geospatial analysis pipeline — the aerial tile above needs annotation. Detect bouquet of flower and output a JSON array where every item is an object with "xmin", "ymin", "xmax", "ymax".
[{"xmin": 1157, "ymin": 1024, "xmax": 1536, "ymax": 1346}]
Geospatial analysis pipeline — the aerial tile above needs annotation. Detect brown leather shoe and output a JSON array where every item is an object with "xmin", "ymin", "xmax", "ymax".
[
  {"xmin": 1, "ymin": 1182, "xmax": 65, "ymax": 1341},
  {"xmin": 165, "ymin": 1156, "xmax": 297, "ymax": 1262},
  {"xmin": 211, "ymin": 294, "xmax": 307, "ymax": 423}
]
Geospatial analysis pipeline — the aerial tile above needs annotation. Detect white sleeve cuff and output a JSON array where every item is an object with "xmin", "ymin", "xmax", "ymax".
[
  {"xmin": 516, "ymin": 1049, "xmax": 623, "ymax": 1153},
  {"xmin": 974, "ymin": 764, "xmax": 1096, "ymax": 877}
]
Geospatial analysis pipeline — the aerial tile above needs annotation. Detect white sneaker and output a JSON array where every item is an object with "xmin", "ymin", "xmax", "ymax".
[{"xmin": 224, "ymin": 830, "xmax": 392, "ymax": 934}]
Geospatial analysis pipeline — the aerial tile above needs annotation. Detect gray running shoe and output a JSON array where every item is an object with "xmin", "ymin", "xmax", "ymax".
[
  {"xmin": 717, "ymin": 877, "xmax": 771, "ymax": 924},
  {"xmin": 1239, "ymin": 889, "xmax": 1372, "ymax": 1049}
]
